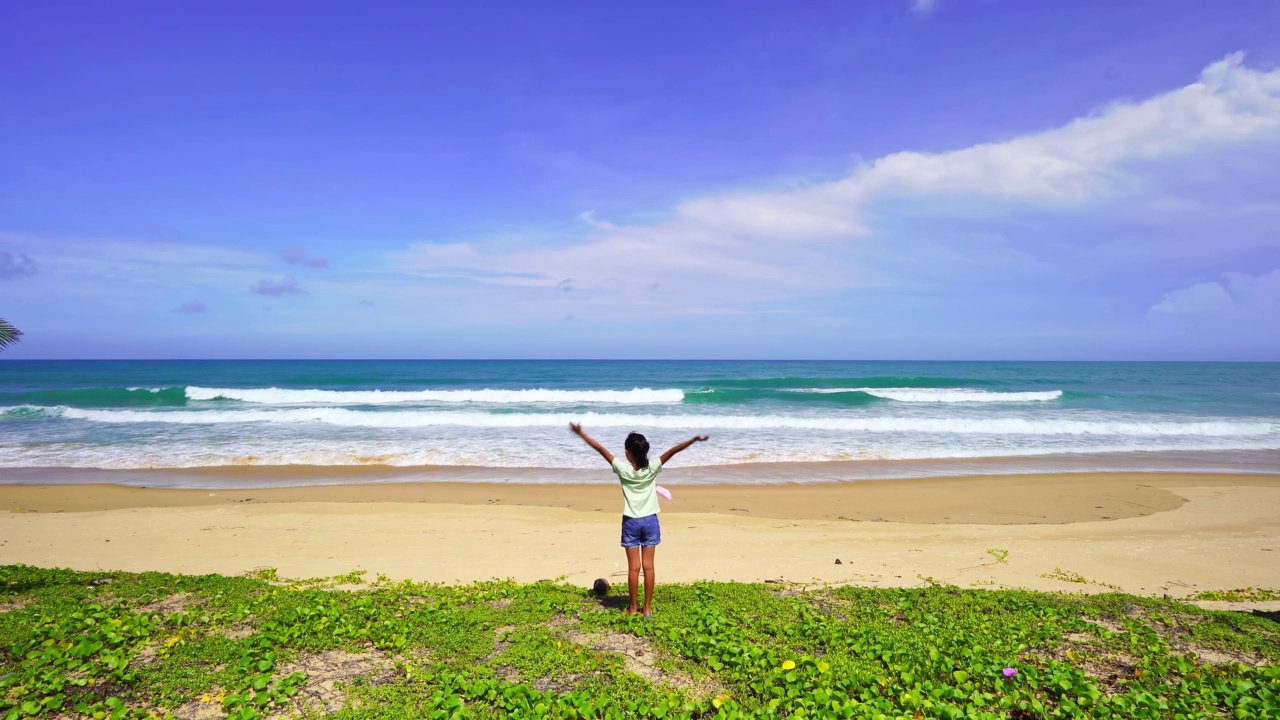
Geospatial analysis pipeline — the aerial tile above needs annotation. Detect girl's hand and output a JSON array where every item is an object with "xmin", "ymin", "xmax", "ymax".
[
  {"xmin": 570, "ymin": 423, "xmax": 614, "ymax": 463},
  {"xmin": 660, "ymin": 434, "xmax": 708, "ymax": 464}
]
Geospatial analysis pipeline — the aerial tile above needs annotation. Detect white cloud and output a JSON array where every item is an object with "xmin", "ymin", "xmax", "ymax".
[
  {"xmin": 0, "ymin": 232, "xmax": 299, "ymax": 323},
  {"xmin": 911, "ymin": 0, "xmax": 937, "ymax": 18},
  {"xmin": 0, "ymin": 251, "xmax": 38, "ymax": 280},
  {"xmin": 679, "ymin": 52, "xmax": 1280, "ymax": 242},
  {"xmin": 1150, "ymin": 281, "xmax": 1237, "ymax": 315},
  {"xmin": 1151, "ymin": 268, "xmax": 1280, "ymax": 316},
  {"xmin": 393, "ymin": 55, "xmax": 1280, "ymax": 319},
  {"xmin": 1, "ymin": 233, "xmax": 269, "ymax": 295},
  {"xmin": 174, "ymin": 301, "xmax": 209, "ymax": 314},
  {"xmin": 251, "ymin": 275, "xmax": 306, "ymax": 297},
  {"xmin": 1223, "ymin": 269, "xmax": 1280, "ymax": 312},
  {"xmin": 282, "ymin": 245, "xmax": 330, "ymax": 268}
]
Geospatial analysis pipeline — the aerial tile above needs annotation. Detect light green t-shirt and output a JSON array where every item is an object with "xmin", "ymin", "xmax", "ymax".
[{"xmin": 611, "ymin": 457, "xmax": 662, "ymax": 518}]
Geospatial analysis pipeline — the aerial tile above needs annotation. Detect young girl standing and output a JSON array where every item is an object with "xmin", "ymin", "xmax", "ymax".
[{"xmin": 569, "ymin": 423, "xmax": 708, "ymax": 616}]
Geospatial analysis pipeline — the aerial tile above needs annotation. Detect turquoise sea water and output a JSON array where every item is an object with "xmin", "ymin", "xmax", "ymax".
[{"xmin": 2, "ymin": 360, "xmax": 1279, "ymax": 486}]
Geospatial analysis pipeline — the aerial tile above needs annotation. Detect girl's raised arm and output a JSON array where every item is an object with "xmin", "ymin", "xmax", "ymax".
[
  {"xmin": 660, "ymin": 435, "xmax": 709, "ymax": 465},
  {"xmin": 569, "ymin": 423, "xmax": 614, "ymax": 464}
]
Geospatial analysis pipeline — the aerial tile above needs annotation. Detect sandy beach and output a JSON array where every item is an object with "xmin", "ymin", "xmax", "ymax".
[{"xmin": 2, "ymin": 472, "xmax": 1278, "ymax": 599}]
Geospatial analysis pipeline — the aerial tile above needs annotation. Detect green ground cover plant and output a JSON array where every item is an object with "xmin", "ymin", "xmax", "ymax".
[
  {"xmin": 1190, "ymin": 588, "xmax": 1280, "ymax": 603},
  {"xmin": 0, "ymin": 565, "xmax": 1276, "ymax": 719},
  {"xmin": 1036, "ymin": 570, "xmax": 1121, "ymax": 593}
]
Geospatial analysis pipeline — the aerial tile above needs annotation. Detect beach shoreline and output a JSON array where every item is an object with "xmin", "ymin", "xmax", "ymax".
[
  {"xmin": 2, "ymin": 471, "xmax": 1278, "ymax": 596},
  {"xmin": 5, "ymin": 449, "xmax": 1280, "ymax": 488},
  {"xmin": 8, "ymin": 470, "xmax": 1277, "ymax": 523}
]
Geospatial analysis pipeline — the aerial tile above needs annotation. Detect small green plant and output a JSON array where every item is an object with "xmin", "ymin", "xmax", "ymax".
[
  {"xmin": 1043, "ymin": 567, "xmax": 1089, "ymax": 584},
  {"xmin": 243, "ymin": 568, "xmax": 278, "ymax": 582},
  {"xmin": 1190, "ymin": 587, "xmax": 1280, "ymax": 602},
  {"xmin": 1040, "ymin": 567, "xmax": 1122, "ymax": 590},
  {"xmin": 916, "ymin": 573, "xmax": 947, "ymax": 587},
  {"xmin": 328, "ymin": 569, "xmax": 368, "ymax": 585},
  {"xmin": 986, "ymin": 548, "xmax": 1009, "ymax": 564}
]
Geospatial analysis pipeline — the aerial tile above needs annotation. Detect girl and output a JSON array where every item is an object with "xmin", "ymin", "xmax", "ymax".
[{"xmin": 569, "ymin": 422, "xmax": 708, "ymax": 617}]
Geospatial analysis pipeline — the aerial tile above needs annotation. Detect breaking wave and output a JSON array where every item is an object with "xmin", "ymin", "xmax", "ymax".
[
  {"xmin": 788, "ymin": 388, "xmax": 1064, "ymax": 403},
  {"xmin": 0, "ymin": 386, "xmax": 189, "ymax": 408},
  {"xmin": 185, "ymin": 386, "xmax": 685, "ymax": 405},
  {"xmin": 17, "ymin": 406, "xmax": 1274, "ymax": 438}
]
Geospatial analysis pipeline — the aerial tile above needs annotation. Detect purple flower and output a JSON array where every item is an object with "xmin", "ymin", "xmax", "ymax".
[{"xmin": 1003, "ymin": 667, "xmax": 1018, "ymax": 678}]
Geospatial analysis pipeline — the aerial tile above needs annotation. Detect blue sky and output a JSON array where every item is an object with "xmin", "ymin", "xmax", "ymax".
[{"xmin": 2, "ymin": 0, "xmax": 1279, "ymax": 360}]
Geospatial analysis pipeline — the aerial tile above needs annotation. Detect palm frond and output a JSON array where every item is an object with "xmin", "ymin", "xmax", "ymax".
[{"xmin": 0, "ymin": 318, "xmax": 22, "ymax": 351}]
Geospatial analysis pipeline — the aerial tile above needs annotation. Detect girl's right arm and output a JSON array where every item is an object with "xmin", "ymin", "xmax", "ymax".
[{"xmin": 569, "ymin": 423, "xmax": 614, "ymax": 464}]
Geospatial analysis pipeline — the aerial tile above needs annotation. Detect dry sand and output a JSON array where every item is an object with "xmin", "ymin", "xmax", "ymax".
[{"xmin": 1, "ymin": 473, "xmax": 1277, "ymax": 598}]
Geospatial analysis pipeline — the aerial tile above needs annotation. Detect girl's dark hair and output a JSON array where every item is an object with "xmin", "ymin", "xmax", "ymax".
[{"xmin": 625, "ymin": 432, "xmax": 650, "ymax": 469}]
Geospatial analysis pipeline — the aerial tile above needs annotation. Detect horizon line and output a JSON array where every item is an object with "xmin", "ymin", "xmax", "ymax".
[{"xmin": 3, "ymin": 358, "xmax": 1279, "ymax": 364}]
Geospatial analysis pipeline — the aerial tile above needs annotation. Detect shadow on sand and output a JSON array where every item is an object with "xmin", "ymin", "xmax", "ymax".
[
  {"xmin": 594, "ymin": 593, "xmax": 634, "ymax": 612},
  {"xmin": 1250, "ymin": 609, "xmax": 1280, "ymax": 624}
]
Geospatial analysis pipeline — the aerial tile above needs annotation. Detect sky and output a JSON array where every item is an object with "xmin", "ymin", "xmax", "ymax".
[{"xmin": 2, "ymin": 0, "xmax": 1279, "ymax": 360}]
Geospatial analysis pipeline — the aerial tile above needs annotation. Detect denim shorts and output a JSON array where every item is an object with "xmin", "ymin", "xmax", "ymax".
[{"xmin": 620, "ymin": 514, "xmax": 661, "ymax": 548}]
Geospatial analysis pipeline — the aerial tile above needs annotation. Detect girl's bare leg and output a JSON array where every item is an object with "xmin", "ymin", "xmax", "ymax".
[
  {"xmin": 641, "ymin": 545, "xmax": 656, "ymax": 616},
  {"xmin": 625, "ymin": 546, "xmax": 642, "ymax": 614}
]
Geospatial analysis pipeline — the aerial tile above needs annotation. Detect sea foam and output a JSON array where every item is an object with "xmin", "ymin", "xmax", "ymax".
[
  {"xmin": 789, "ymin": 388, "xmax": 1063, "ymax": 402},
  {"xmin": 184, "ymin": 386, "xmax": 684, "ymax": 405},
  {"xmin": 2, "ymin": 428, "xmax": 1278, "ymax": 471},
  {"xmin": 44, "ymin": 406, "xmax": 1280, "ymax": 437}
]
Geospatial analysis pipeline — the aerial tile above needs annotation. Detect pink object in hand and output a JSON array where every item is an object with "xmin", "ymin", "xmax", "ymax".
[{"xmin": 656, "ymin": 485, "xmax": 672, "ymax": 500}]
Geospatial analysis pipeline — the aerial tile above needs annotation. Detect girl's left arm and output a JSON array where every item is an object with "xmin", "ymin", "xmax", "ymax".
[
  {"xmin": 569, "ymin": 423, "xmax": 614, "ymax": 464},
  {"xmin": 660, "ymin": 435, "xmax": 709, "ymax": 465}
]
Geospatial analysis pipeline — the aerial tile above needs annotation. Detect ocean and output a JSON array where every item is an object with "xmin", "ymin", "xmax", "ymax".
[{"xmin": 2, "ymin": 360, "xmax": 1279, "ymax": 487}]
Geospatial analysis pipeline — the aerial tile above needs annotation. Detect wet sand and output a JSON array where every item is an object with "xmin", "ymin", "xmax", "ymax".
[
  {"xmin": 1, "ymin": 472, "xmax": 1277, "ymax": 596},
  {"xmin": 0, "ymin": 471, "xmax": 1230, "ymax": 523}
]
